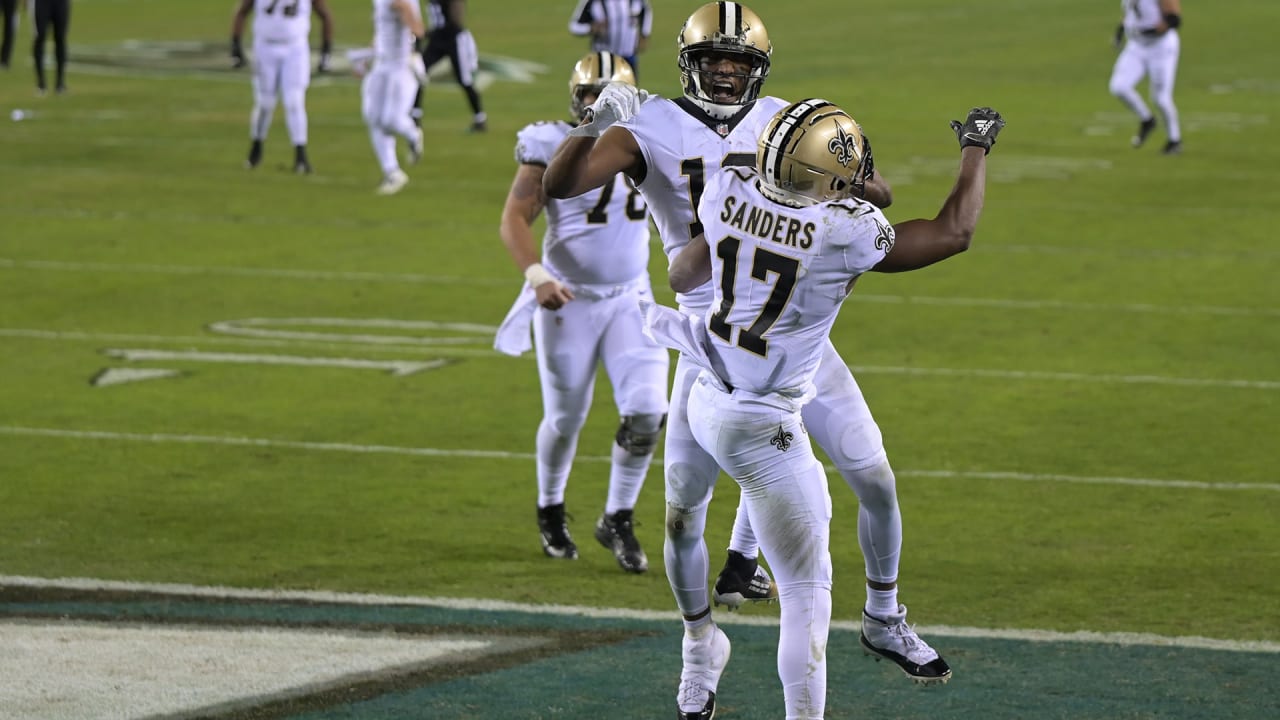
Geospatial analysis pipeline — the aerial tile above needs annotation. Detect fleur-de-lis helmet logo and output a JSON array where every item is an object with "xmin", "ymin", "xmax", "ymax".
[{"xmin": 828, "ymin": 123, "xmax": 859, "ymax": 167}]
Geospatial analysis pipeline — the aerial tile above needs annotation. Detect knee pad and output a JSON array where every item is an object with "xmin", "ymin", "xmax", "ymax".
[
  {"xmin": 665, "ymin": 502, "xmax": 706, "ymax": 544},
  {"xmin": 615, "ymin": 413, "xmax": 666, "ymax": 457}
]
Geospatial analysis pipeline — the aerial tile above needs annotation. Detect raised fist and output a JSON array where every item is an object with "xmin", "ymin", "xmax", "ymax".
[{"xmin": 949, "ymin": 107, "xmax": 1006, "ymax": 154}]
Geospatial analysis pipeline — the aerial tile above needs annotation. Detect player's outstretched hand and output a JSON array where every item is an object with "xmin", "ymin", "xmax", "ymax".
[
  {"xmin": 949, "ymin": 107, "xmax": 1006, "ymax": 154},
  {"xmin": 568, "ymin": 82, "xmax": 652, "ymax": 138}
]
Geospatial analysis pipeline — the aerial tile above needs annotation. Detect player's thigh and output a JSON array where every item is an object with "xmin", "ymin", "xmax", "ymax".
[
  {"xmin": 533, "ymin": 300, "xmax": 603, "ymax": 414},
  {"xmin": 280, "ymin": 43, "xmax": 312, "ymax": 97},
  {"xmin": 381, "ymin": 68, "xmax": 418, "ymax": 119},
  {"xmin": 253, "ymin": 44, "xmax": 285, "ymax": 98},
  {"xmin": 744, "ymin": 451, "xmax": 832, "ymax": 589},
  {"xmin": 453, "ymin": 30, "xmax": 479, "ymax": 82},
  {"xmin": 1148, "ymin": 35, "xmax": 1180, "ymax": 94},
  {"xmin": 1109, "ymin": 45, "xmax": 1147, "ymax": 90},
  {"xmin": 804, "ymin": 340, "xmax": 885, "ymax": 470},
  {"xmin": 599, "ymin": 293, "xmax": 669, "ymax": 416},
  {"xmin": 664, "ymin": 354, "xmax": 720, "ymax": 510}
]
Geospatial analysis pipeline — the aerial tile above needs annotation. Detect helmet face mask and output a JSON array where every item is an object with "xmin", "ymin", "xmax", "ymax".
[
  {"xmin": 678, "ymin": 2, "xmax": 771, "ymax": 120},
  {"xmin": 757, "ymin": 99, "xmax": 872, "ymax": 207},
  {"xmin": 569, "ymin": 52, "xmax": 637, "ymax": 121}
]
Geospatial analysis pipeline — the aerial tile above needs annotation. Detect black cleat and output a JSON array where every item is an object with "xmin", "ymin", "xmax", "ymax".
[
  {"xmin": 712, "ymin": 550, "xmax": 778, "ymax": 610},
  {"xmin": 537, "ymin": 503, "xmax": 578, "ymax": 559},
  {"xmin": 1162, "ymin": 140, "xmax": 1182, "ymax": 155},
  {"xmin": 293, "ymin": 145, "xmax": 312, "ymax": 174},
  {"xmin": 245, "ymin": 140, "xmax": 263, "ymax": 169},
  {"xmin": 1131, "ymin": 117, "xmax": 1157, "ymax": 148},
  {"xmin": 860, "ymin": 605, "xmax": 952, "ymax": 685},
  {"xmin": 469, "ymin": 119, "xmax": 487, "ymax": 133},
  {"xmin": 594, "ymin": 509, "xmax": 647, "ymax": 573}
]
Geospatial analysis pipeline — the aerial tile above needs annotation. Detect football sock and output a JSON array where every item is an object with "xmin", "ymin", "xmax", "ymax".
[{"xmin": 865, "ymin": 585, "xmax": 898, "ymax": 619}]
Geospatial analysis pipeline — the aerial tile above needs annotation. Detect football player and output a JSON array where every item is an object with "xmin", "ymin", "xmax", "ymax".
[
  {"xmin": 411, "ymin": 0, "xmax": 486, "ymax": 132},
  {"xmin": 494, "ymin": 52, "xmax": 668, "ymax": 574},
  {"xmin": 1, "ymin": 0, "xmax": 18, "ymax": 70},
  {"xmin": 360, "ymin": 0, "xmax": 426, "ymax": 195},
  {"xmin": 1110, "ymin": 0, "xmax": 1183, "ymax": 154},
  {"xmin": 231, "ymin": 0, "xmax": 335, "ymax": 174},
  {"xmin": 543, "ymin": 3, "xmax": 947, "ymax": 716},
  {"xmin": 644, "ymin": 99, "xmax": 1004, "ymax": 720},
  {"xmin": 30, "ymin": 0, "xmax": 71, "ymax": 94}
]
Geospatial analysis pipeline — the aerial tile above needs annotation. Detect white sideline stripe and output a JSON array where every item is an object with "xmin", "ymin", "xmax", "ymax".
[
  {"xmin": 2, "ymin": 576, "xmax": 1275, "ymax": 655},
  {"xmin": 4, "ymin": 327, "xmax": 1275, "ymax": 390},
  {"xmin": 3, "ymin": 257, "xmax": 1276, "ymax": 318},
  {"xmin": 847, "ymin": 364, "xmax": 1280, "ymax": 391},
  {"xmin": 2, "ymin": 426, "xmax": 1276, "ymax": 492},
  {"xmin": 0, "ymin": 328, "xmax": 506, "ymax": 358},
  {"xmin": 103, "ymin": 348, "xmax": 447, "ymax": 376}
]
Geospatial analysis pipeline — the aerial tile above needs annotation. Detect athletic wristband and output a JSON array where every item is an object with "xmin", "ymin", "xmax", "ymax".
[{"xmin": 524, "ymin": 263, "xmax": 556, "ymax": 288}]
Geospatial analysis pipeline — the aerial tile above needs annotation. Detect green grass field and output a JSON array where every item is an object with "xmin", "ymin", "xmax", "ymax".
[{"xmin": 1, "ymin": 0, "xmax": 1278, "ymax": 717}]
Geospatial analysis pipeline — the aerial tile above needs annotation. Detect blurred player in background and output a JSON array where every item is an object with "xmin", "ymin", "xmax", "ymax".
[
  {"xmin": 646, "ymin": 98, "xmax": 1003, "ymax": 720},
  {"xmin": 31, "ymin": 0, "xmax": 71, "ymax": 94},
  {"xmin": 494, "ymin": 52, "xmax": 668, "ymax": 574},
  {"xmin": 1110, "ymin": 0, "xmax": 1182, "ymax": 154},
  {"xmin": 568, "ymin": 0, "xmax": 652, "ymax": 80},
  {"xmin": 1, "ymin": 0, "xmax": 18, "ymax": 70},
  {"xmin": 361, "ymin": 0, "xmax": 426, "ymax": 195},
  {"xmin": 544, "ymin": 3, "xmax": 953, "ymax": 715},
  {"xmin": 231, "ymin": 0, "xmax": 335, "ymax": 174},
  {"xmin": 411, "ymin": 0, "xmax": 485, "ymax": 132}
]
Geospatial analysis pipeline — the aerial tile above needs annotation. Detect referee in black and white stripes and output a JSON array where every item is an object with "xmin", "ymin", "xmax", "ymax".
[{"xmin": 568, "ymin": 0, "xmax": 651, "ymax": 79}]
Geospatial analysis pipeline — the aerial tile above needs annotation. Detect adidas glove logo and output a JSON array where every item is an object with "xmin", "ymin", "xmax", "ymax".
[{"xmin": 974, "ymin": 119, "xmax": 994, "ymax": 135}]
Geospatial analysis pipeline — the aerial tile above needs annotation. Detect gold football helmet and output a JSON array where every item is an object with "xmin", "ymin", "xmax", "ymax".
[
  {"xmin": 677, "ymin": 2, "xmax": 771, "ymax": 119},
  {"xmin": 757, "ymin": 99, "xmax": 873, "ymax": 206},
  {"xmin": 569, "ymin": 51, "xmax": 637, "ymax": 121}
]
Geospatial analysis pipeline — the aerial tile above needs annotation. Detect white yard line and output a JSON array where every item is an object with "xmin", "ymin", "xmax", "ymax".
[
  {"xmin": 5, "ymin": 325, "xmax": 1277, "ymax": 389},
  {"xmin": 2, "ymin": 575, "xmax": 1275, "ymax": 654},
  {"xmin": 3, "ymin": 257, "xmax": 1278, "ymax": 316},
  {"xmin": 1, "ymin": 426, "xmax": 1275, "ymax": 491}
]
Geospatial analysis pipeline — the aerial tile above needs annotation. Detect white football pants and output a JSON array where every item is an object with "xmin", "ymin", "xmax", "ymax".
[
  {"xmin": 1109, "ymin": 30, "xmax": 1181, "ymax": 142},
  {"xmin": 533, "ymin": 282, "xmax": 669, "ymax": 512},
  {"xmin": 687, "ymin": 377, "xmax": 832, "ymax": 720},
  {"xmin": 361, "ymin": 65, "xmax": 419, "ymax": 175},
  {"xmin": 251, "ymin": 39, "xmax": 311, "ymax": 145}
]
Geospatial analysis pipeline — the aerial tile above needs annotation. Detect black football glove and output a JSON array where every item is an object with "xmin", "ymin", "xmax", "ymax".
[
  {"xmin": 949, "ymin": 107, "xmax": 1006, "ymax": 155},
  {"xmin": 1113, "ymin": 23, "xmax": 1125, "ymax": 49},
  {"xmin": 317, "ymin": 40, "xmax": 332, "ymax": 74},
  {"xmin": 231, "ymin": 36, "xmax": 245, "ymax": 69}
]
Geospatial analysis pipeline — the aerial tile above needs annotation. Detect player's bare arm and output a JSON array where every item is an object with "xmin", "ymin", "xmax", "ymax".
[
  {"xmin": 873, "ymin": 107, "xmax": 1005, "ymax": 274},
  {"xmin": 669, "ymin": 233, "xmax": 712, "ymax": 293},
  {"xmin": 500, "ymin": 164, "xmax": 574, "ymax": 310},
  {"xmin": 393, "ymin": 0, "xmax": 425, "ymax": 37},
  {"xmin": 544, "ymin": 126, "xmax": 644, "ymax": 198},
  {"xmin": 313, "ymin": 0, "xmax": 334, "ymax": 44},
  {"xmin": 230, "ymin": 0, "xmax": 254, "ymax": 68}
]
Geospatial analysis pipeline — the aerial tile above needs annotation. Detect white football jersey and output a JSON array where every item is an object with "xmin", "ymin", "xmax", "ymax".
[
  {"xmin": 254, "ymin": 0, "xmax": 313, "ymax": 44},
  {"xmin": 619, "ymin": 95, "xmax": 789, "ymax": 310},
  {"xmin": 698, "ymin": 166, "xmax": 895, "ymax": 397},
  {"xmin": 372, "ymin": 0, "xmax": 421, "ymax": 67},
  {"xmin": 516, "ymin": 120, "xmax": 651, "ymax": 285}
]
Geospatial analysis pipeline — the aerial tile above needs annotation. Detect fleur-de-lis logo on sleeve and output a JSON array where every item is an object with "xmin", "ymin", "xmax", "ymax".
[{"xmin": 770, "ymin": 425, "xmax": 794, "ymax": 452}]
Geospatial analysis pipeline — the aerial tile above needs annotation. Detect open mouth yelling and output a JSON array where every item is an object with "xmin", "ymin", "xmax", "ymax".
[{"xmin": 710, "ymin": 79, "xmax": 739, "ymax": 103}]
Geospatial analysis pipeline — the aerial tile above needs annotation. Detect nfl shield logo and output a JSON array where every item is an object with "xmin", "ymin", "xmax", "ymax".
[{"xmin": 715, "ymin": 123, "xmax": 729, "ymax": 137}]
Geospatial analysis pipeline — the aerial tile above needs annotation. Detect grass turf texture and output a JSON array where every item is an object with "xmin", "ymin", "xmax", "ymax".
[{"xmin": 1, "ymin": 0, "xmax": 1277, "ymax": 670}]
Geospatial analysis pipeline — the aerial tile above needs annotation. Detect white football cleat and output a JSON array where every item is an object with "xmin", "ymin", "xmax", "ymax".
[
  {"xmin": 677, "ymin": 624, "xmax": 731, "ymax": 719},
  {"xmin": 376, "ymin": 169, "xmax": 409, "ymax": 196},
  {"xmin": 408, "ymin": 129, "xmax": 424, "ymax": 165}
]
